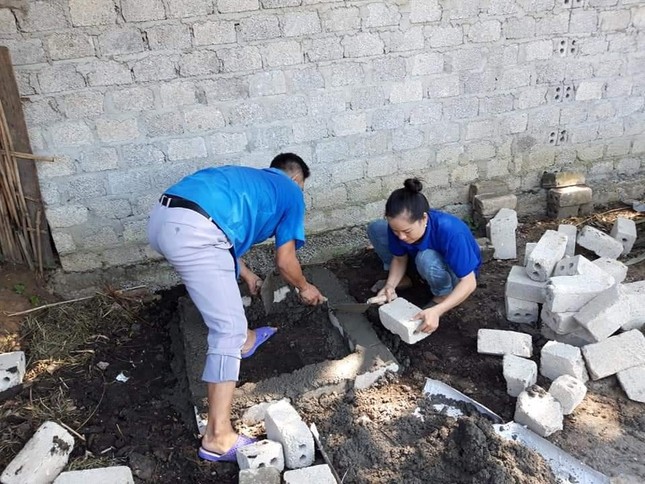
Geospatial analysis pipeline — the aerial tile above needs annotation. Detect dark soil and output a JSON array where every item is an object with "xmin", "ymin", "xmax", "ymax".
[{"xmin": 1, "ymin": 208, "xmax": 644, "ymax": 483}]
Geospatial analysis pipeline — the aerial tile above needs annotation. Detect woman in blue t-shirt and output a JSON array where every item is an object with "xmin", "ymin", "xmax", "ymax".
[{"xmin": 367, "ymin": 178, "xmax": 481, "ymax": 335}]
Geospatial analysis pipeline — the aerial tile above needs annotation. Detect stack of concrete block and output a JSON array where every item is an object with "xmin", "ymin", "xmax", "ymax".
[
  {"xmin": 541, "ymin": 171, "xmax": 593, "ymax": 219},
  {"xmin": 469, "ymin": 180, "xmax": 517, "ymax": 234},
  {"xmin": 1, "ymin": 421, "xmax": 75, "ymax": 484},
  {"xmin": 610, "ymin": 217, "xmax": 637, "ymax": 256},
  {"xmin": 487, "ymin": 208, "xmax": 518, "ymax": 260},
  {"xmin": 0, "ymin": 351, "xmax": 26, "ymax": 392}
]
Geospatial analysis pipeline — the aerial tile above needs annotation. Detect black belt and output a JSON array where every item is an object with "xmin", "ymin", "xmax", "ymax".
[{"xmin": 159, "ymin": 194, "xmax": 213, "ymax": 222}]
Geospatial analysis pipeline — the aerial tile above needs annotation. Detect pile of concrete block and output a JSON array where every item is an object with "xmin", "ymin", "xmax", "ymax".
[
  {"xmin": 238, "ymin": 400, "xmax": 336, "ymax": 484},
  {"xmin": 469, "ymin": 180, "xmax": 517, "ymax": 233},
  {"xmin": 541, "ymin": 171, "xmax": 593, "ymax": 219}
]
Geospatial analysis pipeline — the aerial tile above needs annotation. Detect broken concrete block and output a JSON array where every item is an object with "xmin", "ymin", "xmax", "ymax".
[
  {"xmin": 1, "ymin": 421, "xmax": 74, "ymax": 484},
  {"xmin": 540, "ymin": 307, "xmax": 578, "ymax": 335},
  {"xmin": 541, "ymin": 171, "xmax": 586, "ymax": 188},
  {"xmin": 544, "ymin": 274, "xmax": 614, "ymax": 313},
  {"xmin": 547, "ymin": 186, "xmax": 592, "ymax": 207},
  {"xmin": 540, "ymin": 341, "xmax": 589, "ymax": 382},
  {"xmin": 526, "ymin": 230, "xmax": 568, "ymax": 282},
  {"xmin": 0, "ymin": 350, "xmax": 26, "ymax": 392},
  {"xmin": 505, "ymin": 297, "xmax": 539, "ymax": 324},
  {"xmin": 53, "ymin": 467, "xmax": 134, "ymax": 484},
  {"xmin": 540, "ymin": 325, "xmax": 595, "ymax": 347},
  {"xmin": 552, "ymin": 254, "xmax": 611, "ymax": 280},
  {"xmin": 577, "ymin": 225, "xmax": 624, "ymax": 259},
  {"xmin": 610, "ymin": 217, "xmax": 637, "ymax": 256},
  {"xmin": 503, "ymin": 354, "xmax": 537, "ymax": 397},
  {"xmin": 378, "ymin": 297, "xmax": 427, "ymax": 344},
  {"xmin": 505, "ymin": 266, "xmax": 547, "ymax": 303},
  {"xmin": 468, "ymin": 180, "xmax": 509, "ymax": 203},
  {"xmin": 476, "ymin": 237, "xmax": 494, "ymax": 263},
  {"xmin": 523, "ymin": 243, "xmax": 537, "ymax": 267},
  {"xmin": 236, "ymin": 439, "xmax": 284, "ymax": 472},
  {"xmin": 547, "ymin": 205, "xmax": 580, "ymax": 219},
  {"xmin": 239, "ymin": 467, "xmax": 281, "ymax": 484},
  {"xmin": 473, "ymin": 193, "xmax": 517, "ymax": 217},
  {"xmin": 582, "ymin": 330, "xmax": 645, "ymax": 380},
  {"xmin": 514, "ymin": 386, "xmax": 563, "ymax": 437},
  {"xmin": 558, "ymin": 224, "xmax": 577, "ymax": 257},
  {"xmin": 616, "ymin": 366, "xmax": 645, "ymax": 403},
  {"xmin": 264, "ymin": 401, "xmax": 314, "ymax": 469},
  {"xmin": 620, "ymin": 281, "xmax": 645, "ymax": 331},
  {"xmin": 283, "ymin": 464, "xmax": 336, "ymax": 484},
  {"xmin": 477, "ymin": 329, "xmax": 532, "ymax": 357},
  {"xmin": 548, "ymin": 375, "xmax": 587, "ymax": 415},
  {"xmin": 574, "ymin": 285, "xmax": 628, "ymax": 342},
  {"xmin": 486, "ymin": 208, "xmax": 517, "ymax": 260},
  {"xmin": 592, "ymin": 257, "xmax": 627, "ymax": 284}
]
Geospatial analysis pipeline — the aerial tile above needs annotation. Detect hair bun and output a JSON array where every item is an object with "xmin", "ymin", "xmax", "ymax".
[{"xmin": 403, "ymin": 178, "xmax": 423, "ymax": 193}]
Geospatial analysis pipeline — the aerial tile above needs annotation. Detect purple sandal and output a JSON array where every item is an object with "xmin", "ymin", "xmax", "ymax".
[
  {"xmin": 198, "ymin": 435, "xmax": 258, "ymax": 463},
  {"xmin": 241, "ymin": 327, "xmax": 277, "ymax": 359}
]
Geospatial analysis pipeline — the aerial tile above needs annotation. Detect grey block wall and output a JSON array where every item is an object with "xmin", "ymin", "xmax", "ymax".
[{"xmin": 0, "ymin": 0, "xmax": 644, "ymax": 273}]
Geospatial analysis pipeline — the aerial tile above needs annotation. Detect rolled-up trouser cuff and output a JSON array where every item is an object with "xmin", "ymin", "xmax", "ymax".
[{"xmin": 202, "ymin": 353, "xmax": 241, "ymax": 383}]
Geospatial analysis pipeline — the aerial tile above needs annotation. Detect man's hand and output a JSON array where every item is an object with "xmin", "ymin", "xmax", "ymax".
[
  {"xmin": 413, "ymin": 307, "xmax": 441, "ymax": 334},
  {"xmin": 298, "ymin": 283, "xmax": 325, "ymax": 305},
  {"xmin": 376, "ymin": 284, "xmax": 397, "ymax": 303}
]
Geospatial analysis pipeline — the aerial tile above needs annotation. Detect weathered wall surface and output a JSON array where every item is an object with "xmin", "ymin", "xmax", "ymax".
[{"xmin": 0, "ymin": 0, "xmax": 643, "ymax": 274}]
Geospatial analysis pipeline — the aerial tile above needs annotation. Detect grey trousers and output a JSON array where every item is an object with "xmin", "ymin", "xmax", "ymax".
[{"xmin": 148, "ymin": 203, "xmax": 246, "ymax": 383}]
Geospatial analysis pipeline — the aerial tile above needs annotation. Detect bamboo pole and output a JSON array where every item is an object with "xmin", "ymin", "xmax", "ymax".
[{"xmin": 0, "ymin": 149, "xmax": 54, "ymax": 162}]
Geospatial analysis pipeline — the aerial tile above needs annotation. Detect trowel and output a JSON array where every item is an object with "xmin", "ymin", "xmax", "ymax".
[
  {"xmin": 260, "ymin": 271, "xmax": 282, "ymax": 315},
  {"xmin": 328, "ymin": 295, "xmax": 388, "ymax": 313}
]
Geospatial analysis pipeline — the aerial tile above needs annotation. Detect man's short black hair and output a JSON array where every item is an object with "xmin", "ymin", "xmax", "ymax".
[{"xmin": 270, "ymin": 153, "xmax": 310, "ymax": 179}]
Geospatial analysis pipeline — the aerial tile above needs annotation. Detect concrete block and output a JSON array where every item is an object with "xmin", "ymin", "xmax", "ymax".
[
  {"xmin": 503, "ymin": 354, "xmax": 537, "ymax": 397},
  {"xmin": 514, "ymin": 386, "xmax": 563, "ymax": 437},
  {"xmin": 548, "ymin": 375, "xmax": 587, "ymax": 415},
  {"xmin": 283, "ymin": 465, "xmax": 336, "ymax": 484},
  {"xmin": 578, "ymin": 226, "xmax": 624, "ymax": 259},
  {"xmin": 582, "ymin": 330, "xmax": 645, "ymax": 380},
  {"xmin": 378, "ymin": 298, "xmax": 427, "ymax": 345},
  {"xmin": 610, "ymin": 217, "xmax": 637, "ymax": 256},
  {"xmin": 523, "ymin": 243, "xmax": 537, "ymax": 267},
  {"xmin": 505, "ymin": 266, "xmax": 547, "ymax": 304},
  {"xmin": 592, "ymin": 258, "xmax": 627, "ymax": 284},
  {"xmin": 239, "ymin": 467, "xmax": 281, "ymax": 484},
  {"xmin": 476, "ymin": 237, "xmax": 494, "ymax": 263},
  {"xmin": 547, "ymin": 205, "xmax": 581, "ymax": 220},
  {"xmin": 540, "ymin": 341, "xmax": 589, "ymax": 382},
  {"xmin": 540, "ymin": 307, "xmax": 578, "ymax": 335},
  {"xmin": 468, "ymin": 180, "xmax": 509, "ymax": 203},
  {"xmin": 545, "ymin": 273, "xmax": 614, "ymax": 313},
  {"xmin": 1, "ymin": 421, "xmax": 74, "ymax": 484},
  {"xmin": 264, "ymin": 401, "xmax": 314, "ymax": 469},
  {"xmin": 616, "ymin": 366, "xmax": 645, "ymax": 403},
  {"xmin": 477, "ymin": 329, "xmax": 532, "ymax": 357},
  {"xmin": 541, "ymin": 171, "xmax": 586, "ymax": 188},
  {"xmin": 236, "ymin": 439, "xmax": 284, "ymax": 471},
  {"xmin": 620, "ymin": 281, "xmax": 645, "ymax": 331},
  {"xmin": 486, "ymin": 208, "xmax": 517, "ymax": 260},
  {"xmin": 574, "ymin": 285, "xmax": 628, "ymax": 342},
  {"xmin": 547, "ymin": 186, "xmax": 593, "ymax": 207},
  {"xmin": 473, "ymin": 194, "xmax": 517, "ymax": 217},
  {"xmin": 0, "ymin": 351, "xmax": 26, "ymax": 392},
  {"xmin": 69, "ymin": 0, "xmax": 115, "ymax": 26},
  {"xmin": 505, "ymin": 297, "xmax": 539, "ymax": 324},
  {"xmin": 541, "ymin": 325, "xmax": 595, "ymax": 348},
  {"xmin": 558, "ymin": 224, "xmax": 577, "ymax": 257},
  {"xmin": 552, "ymin": 255, "xmax": 610, "ymax": 282},
  {"xmin": 526, "ymin": 230, "xmax": 568, "ymax": 282},
  {"xmin": 53, "ymin": 466, "xmax": 134, "ymax": 484}
]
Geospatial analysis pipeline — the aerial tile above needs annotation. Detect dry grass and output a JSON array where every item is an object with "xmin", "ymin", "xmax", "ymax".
[{"xmin": 67, "ymin": 455, "xmax": 122, "ymax": 471}]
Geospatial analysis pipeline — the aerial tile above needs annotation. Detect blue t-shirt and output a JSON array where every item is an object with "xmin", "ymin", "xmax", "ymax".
[
  {"xmin": 388, "ymin": 210, "xmax": 481, "ymax": 278},
  {"xmin": 165, "ymin": 166, "xmax": 305, "ymax": 258}
]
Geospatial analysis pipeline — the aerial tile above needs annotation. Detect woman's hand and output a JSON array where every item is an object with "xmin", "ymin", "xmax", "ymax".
[
  {"xmin": 412, "ymin": 307, "xmax": 440, "ymax": 334},
  {"xmin": 244, "ymin": 272, "xmax": 263, "ymax": 296},
  {"xmin": 376, "ymin": 284, "xmax": 397, "ymax": 303}
]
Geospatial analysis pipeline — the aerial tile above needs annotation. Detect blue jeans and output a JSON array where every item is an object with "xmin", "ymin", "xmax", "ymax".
[{"xmin": 367, "ymin": 219, "xmax": 458, "ymax": 297}]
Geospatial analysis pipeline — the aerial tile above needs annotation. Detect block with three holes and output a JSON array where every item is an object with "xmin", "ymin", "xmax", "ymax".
[
  {"xmin": 264, "ymin": 400, "xmax": 314, "ymax": 469},
  {"xmin": 236, "ymin": 439, "xmax": 285, "ymax": 472}
]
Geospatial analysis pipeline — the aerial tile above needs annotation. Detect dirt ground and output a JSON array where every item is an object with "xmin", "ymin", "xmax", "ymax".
[{"xmin": 1, "ymin": 207, "xmax": 644, "ymax": 483}]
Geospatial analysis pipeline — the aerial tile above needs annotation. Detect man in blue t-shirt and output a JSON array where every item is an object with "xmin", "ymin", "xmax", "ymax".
[
  {"xmin": 367, "ymin": 178, "xmax": 481, "ymax": 336},
  {"xmin": 148, "ymin": 153, "xmax": 325, "ymax": 463}
]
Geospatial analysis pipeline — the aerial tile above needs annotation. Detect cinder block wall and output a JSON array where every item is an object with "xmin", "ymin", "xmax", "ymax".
[{"xmin": 1, "ymin": 0, "xmax": 643, "ymax": 273}]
